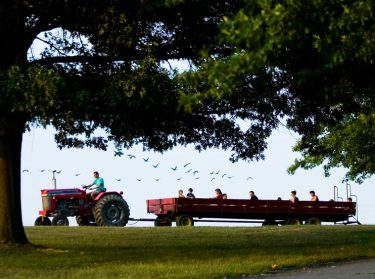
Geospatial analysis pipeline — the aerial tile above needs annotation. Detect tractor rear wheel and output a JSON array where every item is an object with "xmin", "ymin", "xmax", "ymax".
[
  {"xmin": 34, "ymin": 216, "xmax": 52, "ymax": 226},
  {"xmin": 76, "ymin": 215, "xmax": 96, "ymax": 226},
  {"xmin": 94, "ymin": 194, "xmax": 130, "ymax": 226},
  {"xmin": 176, "ymin": 215, "xmax": 194, "ymax": 227},
  {"xmin": 52, "ymin": 215, "xmax": 69, "ymax": 226}
]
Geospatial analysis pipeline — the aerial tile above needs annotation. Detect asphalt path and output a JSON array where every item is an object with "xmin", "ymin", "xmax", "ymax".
[{"xmin": 249, "ymin": 259, "xmax": 375, "ymax": 279}]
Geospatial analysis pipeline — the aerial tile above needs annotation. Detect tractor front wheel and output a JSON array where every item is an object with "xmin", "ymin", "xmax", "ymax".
[
  {"xmin": 94, "ymin": 194, "xmax": 130, "ymax": 226},
  {"xmin": 34, "ymin": 216, "xmax": 52, "ymax": 226},
  {"xmin": 52, "ymin": 215, "xmax": 69, "ymax": 226}
]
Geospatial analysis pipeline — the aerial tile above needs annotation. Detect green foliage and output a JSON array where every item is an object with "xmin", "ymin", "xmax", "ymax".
[
  {"xmin": 191, "ymin": 0, "xmax": 375, "ymax": 180},
  {"xmin": 5, "ymin": 0, "xmax": 375, "ymax": 167},
  {"xmin": 0, "ymin": 226, "xmax": 374, "ymax": 278},
  {"xmin": 0, "ymin": 66, "xmax": 62, "ymax": 119},
  {"xmin": 1, "ymin": 0, "xmax": 273, "ymax": 161},
  {"xmin": 289, "ymin": 113, "xmax": 375, "ymax": 183}
]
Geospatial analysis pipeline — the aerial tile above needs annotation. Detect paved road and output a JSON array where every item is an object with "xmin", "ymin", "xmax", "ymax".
[{"xmin": 250, "ymin": 259, "xmax": 375, "ymax": 279}]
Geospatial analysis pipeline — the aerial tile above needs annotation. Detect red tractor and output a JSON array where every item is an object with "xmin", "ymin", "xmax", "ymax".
[{"xmin": 34, "ymin": 185, "xmax": 130, "ymax": 226}]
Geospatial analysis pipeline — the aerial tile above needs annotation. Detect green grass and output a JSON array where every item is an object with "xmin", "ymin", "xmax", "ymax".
[{"xmin": 0, "ymin": 226, "xmax": 374, "ymax": 278}]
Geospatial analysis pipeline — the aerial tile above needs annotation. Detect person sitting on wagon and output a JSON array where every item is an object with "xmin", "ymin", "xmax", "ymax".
[
  {"xmin": 214, "ymin": 188, "xmax": 223, "ymax": 199},
  {"xmin": 289, "ymin": 190, "xmax": 299, "ymax": 204},
  {"xmin": 309, "ymin": 190, "xmax": 319, "ymax": 202},
  {"xmin": 86, "ymin": 171, "xmax": 105, "ymax": 200},
  {"xmin": 186, "ymin": 188, "xmax": 195, "ymax": 199},
  {"xmin": 249, "ymin": 191, "xmax": 259, "ymax": 200},
  {"xmin": 178, "ymin": 189, "xmax": 185, "ymax": 198}
]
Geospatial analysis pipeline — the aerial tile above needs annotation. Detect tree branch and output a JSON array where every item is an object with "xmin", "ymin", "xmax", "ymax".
[{"xmin": 29, "ymin": 43, "xmax": 232, "ymax": 66}]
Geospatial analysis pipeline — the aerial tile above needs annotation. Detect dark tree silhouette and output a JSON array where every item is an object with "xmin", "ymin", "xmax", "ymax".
[{"xmin": 1, "ymin": 0, "xmax": 276, "ymax": 245}]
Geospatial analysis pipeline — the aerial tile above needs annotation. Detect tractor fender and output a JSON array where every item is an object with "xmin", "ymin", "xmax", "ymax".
[{"xmin": 94, "ymin": 191, "xmax": 123, "ymax": 201}]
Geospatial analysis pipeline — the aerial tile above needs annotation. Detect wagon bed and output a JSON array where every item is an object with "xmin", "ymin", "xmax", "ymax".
[{"xmin": 147, "ymin": 198, "xmax": 357, "ymax": 226}]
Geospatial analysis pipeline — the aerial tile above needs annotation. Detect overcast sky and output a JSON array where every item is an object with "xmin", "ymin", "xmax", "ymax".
[{"xmin": 21, "ymin": 125, "xmax": 375, "ymax": 226}]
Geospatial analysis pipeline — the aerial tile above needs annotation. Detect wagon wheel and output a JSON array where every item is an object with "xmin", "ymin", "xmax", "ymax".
[
  {"xmin": 34, "ymin": 216, "xmax": 52, "ymax": 226},
  {"xmin": 306, "ymin": 217, "xmax": 321, "ymax": 225},
  {"xmin": 154, "ymin": 216, "xmax": 172, "ymax": 227},
  {"xmin": 52, "ymin": 215, "xmax": 69, "ymax": 226},
  {"xmin": 176, "ymin": 215, "xmax": 194, "ymax": 227},
  {"xmin": 154, "ymin": 218, "xmax": 162, "ymax": 227},
  {"xmin": 287, "ymin": 217, "xmax": 302, "ymax": 225},
  {"xmin": 262, "ymin": 219, "xmax": 277, "ymax": 226}
]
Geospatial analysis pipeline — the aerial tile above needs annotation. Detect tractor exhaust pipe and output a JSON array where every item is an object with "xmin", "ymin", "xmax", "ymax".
[{"xmin": 52, "ymin": 170, "xmax": 57, "ymax": 189}]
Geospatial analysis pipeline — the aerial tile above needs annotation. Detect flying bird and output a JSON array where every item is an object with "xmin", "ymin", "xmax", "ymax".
[
  {"xmin": 185, "ymin": 169, "xmax": 192, "ymax": 173},
  {"xmin": 227, "ymin": 176, "xmax": 234, "ymax": 179},
  {"xmin": 154, "ymin": 178, "xmax": 160, "ymax": 182},
  {"xmin": 54, "ymin": 170, "xmax": 62, "ymax": 174},
  {"xmin": 137, "ymin": 178, "xmax": 142, "ymax": 181},
  {"xmin": 183, "ymin": 162, "xmax": 191, "ymax": 168},
  {"xmin": 115, "ymin": 178, "xmax": 121, "ymax": 181},
  {"xmin": 209, "ymin": 171, "xmax": 215, "ymax": 175},
  {"xmin": 222, "ymin": 174, "xmax": 227, "ymax": 178},
  {"xmin": 177, "ymin": 177, "xmax": 182, "ymax": 180},
  {"xmin": 127, "ymin": 154, "xmax": 136, "ymax": 159},
  {"xmin": 211, "ymin": 177, "xmax": 216, "ymax": 182},
  {"xmin": 152, "ymin": 163, "xmax": 159, "ymax": 168},
  {"xmin": 22, "ymin": 169, "xmax": 29, "ymax": 173},
  {"xmin": 246, "ymin": 176, "xmax": 253, "ymax": 180},
  {"xmin": 215, "ymin": 170, "xmax": 220, "ymax": 175},
  {"xmin": 114, "ymin": 150, "xmax": 123, "ymax": 157},
  {"xmin": 195, "ymin": 177, "xmax": 200, "ymax": 180},
  {"xmin": 193, "ymin": 170, "xmax": 199, "ymax": 175},
  {"xmin": 40, "ymin": 169, "xmax": 46, "ymax": 173},
  {"xmin": 171, "ymin": 166, "xmax": 177, "ymax": 171},
  {"xmin": 75, "ymin": 173, "xmax": 81, "ymax": 176},
  {"xmin": 143, "ymin": 157, "xmax": 150, "ymax": 162}
]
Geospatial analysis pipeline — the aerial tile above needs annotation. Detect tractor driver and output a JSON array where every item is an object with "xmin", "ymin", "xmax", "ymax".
[{"xmin": 87, "ymin": 171, "xmax": 105, "ymax": 200}]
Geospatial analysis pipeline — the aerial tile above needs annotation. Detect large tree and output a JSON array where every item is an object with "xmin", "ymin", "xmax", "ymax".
[
  {"xmin": 192, "ymin": 0, "xmax": 375, "ymax": 182},
  {"xmin": 0, "ymin": 0, "xmax": 288, "ymax": 244}
]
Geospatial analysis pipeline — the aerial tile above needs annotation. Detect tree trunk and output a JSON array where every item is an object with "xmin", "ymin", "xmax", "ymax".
[{"xmin": 0, "ymin": 119, "xmax": 28, "ymax": 245}]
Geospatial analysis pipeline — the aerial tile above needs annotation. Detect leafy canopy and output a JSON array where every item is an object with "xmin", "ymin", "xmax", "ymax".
[
  {"xmin": 189, "ymin": 0, "xmax": 375, "ymax": 180},
  {"xmin": 1, "ymin": 0, "xmax": 283, "ymax": 162},
  {"xmin": 4, "ymin": 0, "xmax": 375, "ymax": 172}
]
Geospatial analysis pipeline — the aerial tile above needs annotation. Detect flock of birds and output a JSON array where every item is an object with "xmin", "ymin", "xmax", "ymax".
[
  {"xmin": 22, "ymin": 151, "xmax": 254, "ymax": 184},
  {"xmin": 23, "ymin": 169, "xmax": 81, "ymax": 177},
  {"xmin": 116, "ymin": 152, "xmax": 253, "ymax": 183}
]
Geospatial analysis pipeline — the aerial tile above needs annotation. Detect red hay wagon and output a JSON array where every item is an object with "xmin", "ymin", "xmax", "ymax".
[{"xmin": 146, "ymin": 198, "xmax": 357, "ymax": 226}]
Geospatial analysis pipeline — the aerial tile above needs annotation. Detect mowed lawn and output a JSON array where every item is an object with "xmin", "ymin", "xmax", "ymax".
[{"xmin": 0, "ymin": 226, "xmax": 374, "ymax": 278}]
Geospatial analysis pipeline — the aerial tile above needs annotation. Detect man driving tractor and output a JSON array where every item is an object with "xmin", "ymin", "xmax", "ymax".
[{"xmin": 86, "ymin": 171, "xmax": 105, "ymax": 199}]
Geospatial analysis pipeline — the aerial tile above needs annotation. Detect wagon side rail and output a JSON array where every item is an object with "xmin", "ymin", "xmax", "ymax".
[{"xmin": 146, "ymin": 198, "xmax": 356, "ymax": 223}]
